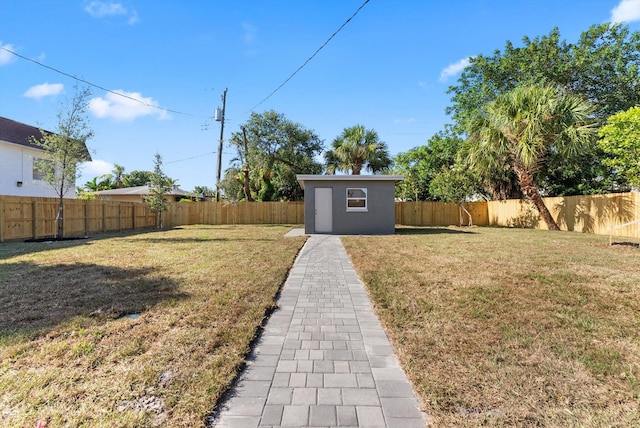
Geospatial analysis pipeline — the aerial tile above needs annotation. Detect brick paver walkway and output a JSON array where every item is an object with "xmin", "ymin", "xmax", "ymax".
[{"xmin": 213, "ymin": 234, "xmax": 426, "ymax": 427}]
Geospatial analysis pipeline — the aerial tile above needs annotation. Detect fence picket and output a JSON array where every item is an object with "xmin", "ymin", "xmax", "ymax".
[{"xmin": 0, "ymin": 193, "xmax": 637, "ymax": 242}]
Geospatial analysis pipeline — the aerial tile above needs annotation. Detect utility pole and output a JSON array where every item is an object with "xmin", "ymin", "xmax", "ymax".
[{"xmin": 215, "ymin": 88, "xmax": 227, "ymax": 202}]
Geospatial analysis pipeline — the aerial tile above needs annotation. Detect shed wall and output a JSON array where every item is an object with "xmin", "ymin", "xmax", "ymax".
[{"xmin": 303, "ymin": 180, "xmax": 396, "ymax": 234}]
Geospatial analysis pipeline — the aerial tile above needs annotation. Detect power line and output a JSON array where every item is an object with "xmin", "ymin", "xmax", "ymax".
[
  {"xmin": 247, "ymin": 0, "xmax": 371, "ymax": 112},
  {"xmin": 166, "ymin": 150, "xmax": 234, "ymax": 165},
  {"xmin": 1, "ymin": 46, "xmax": 203, "ymax": 118}
]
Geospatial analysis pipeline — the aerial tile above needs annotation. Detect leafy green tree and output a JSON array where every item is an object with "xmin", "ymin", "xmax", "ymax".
[
  {"xmin": 466, "ymin": 84, "xmax": 597, "ymax": 231},
  {"xmin": 429, "ymin": 166, "xmax": 478, "ymax": 226},
  {"xmin": 570, "ymin": 24, "xmax": 640, "ymax": 122},
  {"xmin": 325, "ymin": 125, "xmax": 391, "ymax": 175},
  {"xmin": 446, "ymin": 23, "xmax": 639, "ymax": 196},
  {"xmin": 598, "ymin": 106, "xmax": 640, "ymax": 189},
  {"xmin": 123, "ymin": 170, "xmax": 155, "ymax": 187},
  {"xmin": 230, "ymin": 127, "xmax": 254, "ymax": 202},
  {"xmin": 219, "ymin": 167, "xmax": 245, "ymax": 202},
  {"xmin": 30, "ymin": 85, "xmax": 94, "ymax": 238},
  {"xmin": 146, "ymin": 153, "xmax": 171, "ymax": 228},
  {"xmin": 193, "ymin": 185, "xmax": 215, "ymax": 200},
  {"xmin": 393, "ymin": 129, "xmax": 462, "ymax": 200},
  {"xmin": 448, "ymin": 23, "xmax": 639, "ymax": 130},
  {"xmin": 229, "ymin": 110, "xmax": 323, "ymax": 201}
]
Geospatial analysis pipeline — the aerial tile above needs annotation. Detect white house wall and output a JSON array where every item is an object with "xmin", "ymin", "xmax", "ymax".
[{"xmin": 0, "ymin": 141, "xmax": 75, "ymax": 198}]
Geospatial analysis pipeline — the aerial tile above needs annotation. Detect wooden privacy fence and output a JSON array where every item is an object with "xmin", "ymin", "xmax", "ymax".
[
  {"xmin": 164, "ymin": 201, "xmax": 304, "ymax": 227},
  {"xmin": 395, "ymin": 200, "xmax": 489, "ymax": 227},
  {"xmin": 396, "ymin": 192, "xmax": 639, "ymax": 239},
  {"xmin": 0, "ymin": 197, "xmax": 305, "ymax": 241},
  {"xmin": 0, "ymin": 196, "xmax": 157, "ymax": 242},
  {"xmin": 1, "ymin": 192, "xmax": 638, "ymax": 241},
  {"xmin": 486, "ymin": 192, "xmax": 640, "ymax": 239}
]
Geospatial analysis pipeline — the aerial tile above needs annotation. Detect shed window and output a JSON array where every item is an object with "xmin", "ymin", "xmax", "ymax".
[{"xmin": 346, "ymin": 188, "xmax": 367, "ymax": 211}]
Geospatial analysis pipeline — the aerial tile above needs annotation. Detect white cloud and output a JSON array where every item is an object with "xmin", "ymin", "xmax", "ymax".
[
  {"xmin": 127, "ymin": 10, "xmax": 139, "ymax": 25},
  {"xmin": 84, "ymin": 1, "xmax": 139, "ymax": 24},
  {"xmin": 439, "ymin": 57, "xmax": 471, "ymax": 82},
  {"xmin": 89, "ymin": 90, "xmax": 169, "ymax": 121},
  {"xmin": 0, "ymin": 42, "xmax": 16, "ymax": 66},
  {"xmin": 81, "ymin": 159, "xmax": 115, "ymax": 177},
  {"xmin": 23, "ymin": 82, "xmax": 64, "ymax": 99},
  {"xmin": 611, "ymin": 0, "xmax": 640, "ymax": 23},
  {"xmin": 242, "ymin": 22, "xmax": 258, "ymax": 43}
]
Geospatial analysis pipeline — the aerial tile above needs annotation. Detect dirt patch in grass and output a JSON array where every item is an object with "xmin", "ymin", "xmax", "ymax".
[
  {"xmin": 0, "ymin": 225, "xmax": 305, "ymax": 427},
  {"xmin": 342, "ymin": 227, "xmax": 639, "ymax": 427}
]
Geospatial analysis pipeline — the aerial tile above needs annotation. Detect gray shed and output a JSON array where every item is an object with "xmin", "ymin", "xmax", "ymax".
[{"xmin": 297, "ymin": 175, "xmax": 404, "ymax": 235}]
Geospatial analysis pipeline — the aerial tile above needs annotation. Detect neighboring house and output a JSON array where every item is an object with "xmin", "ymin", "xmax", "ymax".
[
  {"xmin": 95, "ymin": 185, "xmax": 191, "ymax": 203},
  {"xmin": 0, "ymin": 116, "xmax": 91, "ymax": 198},
  {"xmin": 297, "ymin": 174, "xmax": 404, "ymax": 235}
]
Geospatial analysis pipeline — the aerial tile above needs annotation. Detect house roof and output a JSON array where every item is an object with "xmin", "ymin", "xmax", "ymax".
[
  {"xmin": 296, "ymin": 174, "xmax": 404, "ymax": 189},
  {"xmin": 95, "ymin": 185, "xmax": 190, "ymax": 196},
  {"xmin": 0, "ymin": 116, "xmax": 92, "ymax": 161}
]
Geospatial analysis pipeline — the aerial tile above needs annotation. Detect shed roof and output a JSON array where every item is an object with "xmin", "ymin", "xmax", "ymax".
[
  {"xmin": 0, "ymin": 116, "xmax": 92, "ymax": 161},
  {"xmin": 296, "ymin": 174, "xmax": 404, "ymax": 189}
]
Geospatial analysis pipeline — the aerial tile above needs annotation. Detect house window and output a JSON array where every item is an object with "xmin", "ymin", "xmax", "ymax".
[
  {"xmin": 32, "ymin": 158, "xmax": 54, "ymax": 181},
  {"xmin": 346, "ymin": 188, "xmax": 367, "ymax": 211}
]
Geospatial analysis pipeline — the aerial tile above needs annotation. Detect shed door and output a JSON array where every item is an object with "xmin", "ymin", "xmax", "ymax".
[{"xmin": 314, "ymin": 188, "xmax": 332, "ymax": 233}]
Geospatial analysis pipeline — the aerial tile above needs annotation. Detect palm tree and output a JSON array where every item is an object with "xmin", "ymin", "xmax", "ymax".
[
  {"xmin": 325, "ymin": 125, "xmax": 391, "ymax": 175},
  {"xmin": 84, "ymin": 177, "xmax": 100, "ymax": 192},
  {"xmin": 112, "ymin": 164, "xmax": 126, "ymax": 188},
  {"xmin": 467, "ymin": 84, "xmax": 596, "ymax": 230}
]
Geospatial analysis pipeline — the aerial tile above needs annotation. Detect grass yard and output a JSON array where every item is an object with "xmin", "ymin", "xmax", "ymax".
[
  {"xmin": 342, "ymin": 227, "xmax": 640, "ymax": 427},
  {"xmin": 0, "ymin": 225, "xmax": 306, "ymax": 427}
]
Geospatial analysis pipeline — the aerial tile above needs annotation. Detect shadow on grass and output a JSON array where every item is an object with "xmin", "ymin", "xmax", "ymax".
[
  {"xmin": 0, "ymin": 261, "xmax": 187, "ymax": 339},
  {"xmin": 395, "ymin": 226, "xmax": 477, "ymax": 235},
  {"xmin": 126, "ymin": 237, "xmax": 279, "ymax": 244},
  {"xmin": 0, "ymin": 228, "xmax": 158, "ymax": 259}
]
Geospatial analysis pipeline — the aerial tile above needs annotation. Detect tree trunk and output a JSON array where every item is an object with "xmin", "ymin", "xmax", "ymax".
[
  {"xmin": 513, "ymin": 162, "xmax": 560, "ymax": 231},
  {"xmin": 56, "ymin": 199, "xmax": 64, "ymax": 238},
  {"xmin": 241, "ymin": 127, "xmax": 254, "ymax": 202},
  {"xmin": 55, "ymin": 190, "xmax": 64, "ymax": 238},
  {"xmin": 459, "ymin": 203, "xmax": 473, "ymax": 227}
]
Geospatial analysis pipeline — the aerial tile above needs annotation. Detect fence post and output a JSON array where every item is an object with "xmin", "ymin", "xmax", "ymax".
[
  {"xmin": 32, "ymin": 200, "xmax": 38, "ymax": 240},
  {"xmin": 0, "ymin": 199, "xmax": 4, "ymax": 242},
  {"xmin": 84, "ymin": 201, "xmax": 89, "ymax": 236},
  {"xmin": 102, "ymin": 202, "xmax": 107, "ymax": 232}
]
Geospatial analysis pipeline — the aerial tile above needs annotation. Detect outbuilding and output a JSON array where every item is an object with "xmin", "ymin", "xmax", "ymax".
[{"xmin": 297, "ymin": 175, "xmax": 404, "ymax": 235}]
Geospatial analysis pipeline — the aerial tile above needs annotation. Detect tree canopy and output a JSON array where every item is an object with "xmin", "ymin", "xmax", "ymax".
[
  {"xmin": 466, "ymin": 84, "xmax": 597, "ymax": 230},
  {"xmin": 598, "ymin": 106, "xmax": 640, "ymax": 189},
  {"xmin": 146, "ymin": 153, "xmax": 171, "ymax": 228},
  {"xmin": 325, "ymin": 125, "xmax": 391, "ymax": 175},
  {"xmin": 225, "ymin": 110, "xmax": 323, "ymax": 201},
  {"xmin": 393, "ymin": 129, "xmax": 462, "ymax": 201},
  {"xmin": 394, "ymin": 22, "xmax": 638, "ymax": 201},
  {"xmin": 31, "ymin": 85, "xmax": 94, "ymax": 237},
  {"xmin": 447, "ymin": 23, "xmax": 640, "ymax": 131}
]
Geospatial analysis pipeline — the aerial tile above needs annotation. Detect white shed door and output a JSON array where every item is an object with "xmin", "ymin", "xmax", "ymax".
[{"xmin": 314, "ymin": 188, "xmax": 333, "ymax": 233}]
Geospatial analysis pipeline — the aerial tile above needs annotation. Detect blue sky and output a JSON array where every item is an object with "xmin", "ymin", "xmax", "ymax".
[{"xmin": 1, "ymin": 0, "xmax": 639, "ymax": 192}]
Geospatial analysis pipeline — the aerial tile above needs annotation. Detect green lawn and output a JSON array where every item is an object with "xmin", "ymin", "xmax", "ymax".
[
  {"xmin": 3, "ymin": 225, "xmax": 638, "ymax": 427},
  {"xmin": 343, "ymin": 226, "xmax": 639, "ymax": 427},
  {"xmin": 0, "ymin": 225, "xmax": 305, "ymax": 427}
]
